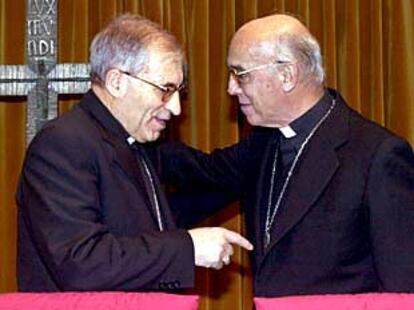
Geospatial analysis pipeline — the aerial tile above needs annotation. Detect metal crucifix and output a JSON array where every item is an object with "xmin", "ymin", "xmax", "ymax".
[{"xmin": 0, "ymin": 0, "xmax": 90, "ymax": 146}]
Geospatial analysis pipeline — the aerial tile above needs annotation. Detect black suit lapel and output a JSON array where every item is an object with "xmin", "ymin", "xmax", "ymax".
[
  {"xmin": 262, "ymin": 98, "xmax": 349, "ymax": 256},
  {"xmin": 266, "ymin": 133, "xmax": 339, "ymax": 250},
  {"xmin": 137, "ymin": 145, "xmax": 175, "ymax": 230},
  {"xmin": 104, "ymin": 136, "xmax": 148, "ymax": 191},
  {"xmin": 78, "ymin": 91, "xmax": 164, "ymax": 226}
]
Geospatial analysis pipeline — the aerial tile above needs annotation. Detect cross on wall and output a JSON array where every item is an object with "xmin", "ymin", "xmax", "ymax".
[{"xmin": 0, "ymin": 0, "xmax": 90, "ymax": 146}]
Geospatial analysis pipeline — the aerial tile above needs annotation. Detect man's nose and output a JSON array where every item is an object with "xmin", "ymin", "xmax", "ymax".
[
  {"xmin": 165, "ymin": 91, "xmax": 181, "ymax": 116},
  {"xmin": 227, "ymin": 75, "xmax": 242, "ymax": 96}
]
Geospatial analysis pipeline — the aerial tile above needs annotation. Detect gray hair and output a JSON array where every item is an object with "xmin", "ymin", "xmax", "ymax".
[
  {"xmin": 89, "ymin": 14, "xmax": 184, "ymax": 85},
  {"xmin": 273, "ymin": 32, "xmax": 325, "ymax": 85}
]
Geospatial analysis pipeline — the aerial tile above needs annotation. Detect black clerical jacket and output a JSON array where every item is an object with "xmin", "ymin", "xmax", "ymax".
[
  {"xmin": 16, "ymin": 90, "xmax": 194, "ymax": 291},
  {"xmin": 159, "ymin": 89, "xmax": 414, "ymax": 297}
]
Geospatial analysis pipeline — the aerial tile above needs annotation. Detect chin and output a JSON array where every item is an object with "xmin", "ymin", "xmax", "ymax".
[
  {"xmin": 246, "ymin": 116, "xmax": 259, "ymax": 126},
  {"xmin": 148, "ymin": 131, "xmax": 161, "ymax": 142}
]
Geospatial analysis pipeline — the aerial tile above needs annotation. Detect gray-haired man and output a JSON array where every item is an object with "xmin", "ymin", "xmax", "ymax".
[
  {"xmin": 16, "ymin": 14, "xmax": 252, "ymax": 292},
  {"xmin": 160, "ymin": 14, "xmax": 414, "ymax": 297}
]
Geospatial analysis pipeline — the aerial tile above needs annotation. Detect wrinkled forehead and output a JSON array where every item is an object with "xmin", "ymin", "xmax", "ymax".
[{"xmin": 227, "ymin": 34, "xmax": 274, "ymax": 69}]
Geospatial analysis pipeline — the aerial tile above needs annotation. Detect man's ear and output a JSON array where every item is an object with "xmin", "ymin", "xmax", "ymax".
[
  {"xmin": 105, "ymin": 69, "xmax": 127, "ymax": 98},
  {"xmin": 279, "ymin": 64, "xmax": 298, "ymax": 93}
]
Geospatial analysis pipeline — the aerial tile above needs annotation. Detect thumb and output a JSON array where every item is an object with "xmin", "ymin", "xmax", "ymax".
[{"xmin": 223, "ymin": 229, "xmax": 253, "ymax": 251}]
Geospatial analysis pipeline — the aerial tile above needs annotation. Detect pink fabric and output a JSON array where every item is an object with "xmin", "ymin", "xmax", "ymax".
[
  {"xmin": 0, "ymin": 292, "xmax": 198, "ymax": 310},
  {"xmin": 255, "ymin": 293, "xmax": 414, "ymax": 310}
]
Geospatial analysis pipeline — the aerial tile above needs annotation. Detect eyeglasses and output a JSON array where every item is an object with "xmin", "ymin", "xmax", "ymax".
[
  {"xmin": 120, "ymin": 71, "xmax": 186, "ymax": 103},
  {"xmin": 229, "ymin": 61, "xmax": 292, "ymax": 85}
]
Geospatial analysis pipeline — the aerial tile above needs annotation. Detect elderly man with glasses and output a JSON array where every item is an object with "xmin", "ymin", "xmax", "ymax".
[
  {"xmin": 16, "ymin": 14, "xmax": 253, "ymax": 292},
  {"xmin": 159, "ymin": 14, "xmax": 414, "ymax": 297}
]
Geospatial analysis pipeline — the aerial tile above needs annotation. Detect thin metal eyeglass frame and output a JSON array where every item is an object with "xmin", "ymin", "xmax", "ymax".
[
  {"xmin": 230, "ymin": 61, "xmax": 292, "ymax": 82},
  {"xmin": 120, "ymin": 70, "xmax": 185, "ymax": 102}
]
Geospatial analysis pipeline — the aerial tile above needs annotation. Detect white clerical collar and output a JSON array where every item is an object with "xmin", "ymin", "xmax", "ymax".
[
  {"xmin": 126, "ymin": 136, "xmax": 136, "ymax": 145},
  {"xmin": 279, "ymin": 125, "xmax": 297, "ymax": 138}
]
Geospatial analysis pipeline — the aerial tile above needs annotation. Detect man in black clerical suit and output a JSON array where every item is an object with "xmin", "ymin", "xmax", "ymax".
[
  {"xmin": 158, "ymin": 14, "xmax": 414, "ymax": 297},
  {"xmin": 16, "ymin": 14, "xmax": 252, "ymax": 292}
]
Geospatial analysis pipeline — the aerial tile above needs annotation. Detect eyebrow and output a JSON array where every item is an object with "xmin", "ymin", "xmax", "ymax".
[
  {"xmin": 162, "ymin": 81, "xmax": 186, "ymax": 89},
  {"xmin": 229, "ymin": 65, "xmax": 245, "ymax": 72}
]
